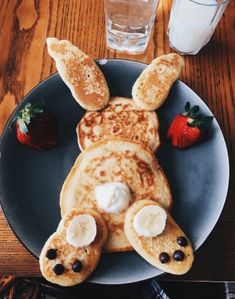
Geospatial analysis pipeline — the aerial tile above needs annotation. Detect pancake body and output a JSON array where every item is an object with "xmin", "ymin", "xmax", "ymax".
[
  {"xmin": 124, "ymin": 199, "xmax": 194, "ymax": 275},
  {"xmin": 60, "ymin": 137, "xmax": 172, "ymax": 252},
  {"xmin": 77, "ymin": 97, "xmax": 160, "ymax": 152},
  {"xmin": 39, "ymin": 208, "xmax": 107, "ymax": 286},
  {"xmin": 132, "ymin": 54, "xmax": 185, "ymax": 111},
  {"xmin": 46, "ymin": 38, "xmax": 109, "ymax": 111}
]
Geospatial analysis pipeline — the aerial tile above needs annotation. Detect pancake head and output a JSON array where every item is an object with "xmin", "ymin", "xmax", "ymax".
[{"xmin": 77, "ymin": 97, "xmax": 160, "ymax": 152}]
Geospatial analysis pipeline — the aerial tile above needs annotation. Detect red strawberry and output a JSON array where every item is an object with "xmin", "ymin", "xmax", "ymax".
[
  {"xmin": 15, "ymin": 102, "xmax": 57, "ymax": 150},
  {"xmin": 167, "ymin": 102, "xmax": 213, "ymax": 149}
]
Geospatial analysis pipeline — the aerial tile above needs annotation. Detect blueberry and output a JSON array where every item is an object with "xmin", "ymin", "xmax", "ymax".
[
  {"xmin": 53, "ymin": 264, "xmax": 64, "ymax": 275},
  {"xmin": 177, "ymin": 236, "xmax": 188, "ymax": 247},
  {"xmin": 72, "ymin": 260, "xmax": 83, "ymax": 272},
  {"xmin": 173, "ymin": 250, "xmax": 185, "ymax": 261},
  {"xmin": 159, "ymin": 252, "xmax": 170, "ymax": 264},
  {"xmin": 46, "ymin": 249, "xmax": 57, "ymax": 260}
]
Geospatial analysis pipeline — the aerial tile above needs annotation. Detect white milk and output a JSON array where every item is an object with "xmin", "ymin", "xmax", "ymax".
[{"xmin": 168, "ymin": 0, "xmax": 227, "ymax": 54}]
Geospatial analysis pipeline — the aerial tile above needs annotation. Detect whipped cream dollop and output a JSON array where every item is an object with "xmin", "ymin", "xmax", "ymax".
[
  {"xmin": 133, "ymin": 205, "xmax": 167, "ymax": 237},
  {"xmin": 95, "ymin": 182, "xmax": 131, "ymax": 213}
]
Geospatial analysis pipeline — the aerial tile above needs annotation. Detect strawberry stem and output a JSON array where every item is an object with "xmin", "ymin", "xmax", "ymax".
[
  {"xmin": 15, "ymin": 101, "xmax": 44, "ymax": 134},
  {"xmin": 182, "ymin": 102, "xmax": 200, "ymax": 118},
  {"xmin": 188, "ymin": 116, "xmax": 213, "ymax": 129}
]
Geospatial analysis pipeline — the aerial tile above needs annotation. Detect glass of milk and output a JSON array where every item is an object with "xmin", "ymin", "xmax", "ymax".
[
  {"xmin": 104, "ymin": 0, "xmax": 160, "ymax": 54},
  {"xmin": 168, "ymin": 0, "xmax": 230, "ymax": 55}
]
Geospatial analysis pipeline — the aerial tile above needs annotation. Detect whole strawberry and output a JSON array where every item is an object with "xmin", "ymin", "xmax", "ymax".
[
  {"xmin": 167, "ymin": 102, "xmax": 213, "ymax": 149},
  {"xmin": 15, "ymin": 102, "xmax": 57, "ymax": 150}
]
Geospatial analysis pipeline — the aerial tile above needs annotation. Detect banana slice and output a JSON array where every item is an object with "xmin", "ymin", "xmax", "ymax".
[
  {"xmin": 133, "ymin": 205, "xmax": 167, "ymax": 237},
  {"xmin": 66, "ymin": 214, "xmax": 97, "ymax": 248}
]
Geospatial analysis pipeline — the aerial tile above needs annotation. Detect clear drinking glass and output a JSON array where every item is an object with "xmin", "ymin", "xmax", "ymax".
[
  {"xmin": 168, "ymin": 0, "xmax": 230, "ymax": 55},
  {"xmin": 104, "ymin": 0, "xmax": 160, "ymax": 54}
]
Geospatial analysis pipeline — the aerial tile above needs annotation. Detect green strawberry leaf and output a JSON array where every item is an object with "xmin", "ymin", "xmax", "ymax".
[
  {"xmin": 14, "ymin": 101, "xmax": 45, "ymax": 133},
  {"xmin": 182, "ymin": 102, "xmax": 200, "ymax": 118},
  {"xmin": 31, "ymin": 101, "xmax": 44, "ymax": 114},
  {"xmin": 188, "ymin": 116, "xmax": 213, "ymax": 129},
  {"xmin": 185, "ymin": 102, "xmax": 191, "ymax": 112},
  {"xmin": 182, "ymin": 102, "xmax": 190, "ymax": 116},
  {"xmin": 189, "ymin": 105, "xmax": 200, "ymax": 118}
]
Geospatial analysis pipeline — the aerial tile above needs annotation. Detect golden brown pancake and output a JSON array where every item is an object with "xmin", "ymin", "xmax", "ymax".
[
  {"xmin": 124, "ymin": 199, "xmax": 194, "ymax": 275},
  {"xmin": 46, "ymin": 38, "xmax": 109, "ymax": 111},
  {"xmin": 60, "ymin": 137, "xmax": 172, "ymax": 252},
  {"xmin": 77, "ymin": 97, "xmax": 160, "ymax": 152},
  {"xmin": 39, "ymin": 208, "xmax": 107, "ymax": 286},
  {"xmin": 132, "ymin": 54, "xmax": 185, "ymax": 111}
]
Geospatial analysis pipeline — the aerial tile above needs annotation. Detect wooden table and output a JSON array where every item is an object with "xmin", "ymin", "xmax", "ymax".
[{"xmin": 0, "ymin": 0, "xmax": 234, "ymax": 282}]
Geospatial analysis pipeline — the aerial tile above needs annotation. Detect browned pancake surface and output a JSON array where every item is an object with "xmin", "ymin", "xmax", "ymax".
[
  {"xmin": 39, "ymin": 209, "xmax": 107, "ymax": 286},
  {"xmin": 132, "ymin": 53, "xmax": 185, "ymax": 110},
  {"xmin": 60, "ymin": 138, "xmax": 172, "ymax": 252},
  {"xmin": 47, "ymin": 38, "xmax": 109, "ymax": 111},
  {"xmin": 77, "ymin": 97, "xmax": 160, "ymax": 152},
  {"xmin": 124, "ymin": 200, "xmax": 194, "ymax": 275}
]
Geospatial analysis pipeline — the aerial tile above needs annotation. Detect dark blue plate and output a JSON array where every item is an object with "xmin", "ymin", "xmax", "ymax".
[{"xmin": 0, "ymin": 59, "xmax": 229, "ymax": 284}]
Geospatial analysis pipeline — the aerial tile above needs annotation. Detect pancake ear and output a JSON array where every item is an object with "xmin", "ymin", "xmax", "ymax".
[
  {"xmin": 132, "ymin": 54, "xmax": 184, "ymax": 111},
  {"xmin": 46, "ymin": 38, "xmax": 110, "ymax": 111}
]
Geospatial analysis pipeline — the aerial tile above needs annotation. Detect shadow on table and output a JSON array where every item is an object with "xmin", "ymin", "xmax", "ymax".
[{"xmin": 0, "ymin": 276, "xmax": 232, "ymax": 299}]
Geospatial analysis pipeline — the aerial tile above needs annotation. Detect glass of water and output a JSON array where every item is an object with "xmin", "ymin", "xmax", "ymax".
[
  {"xmin": 168, "ymin": 0, "xmax": 230, "ymax": 55},
  {"xmin": 104, "ymin": 0, "xmax": 160, "ymax": 54}
]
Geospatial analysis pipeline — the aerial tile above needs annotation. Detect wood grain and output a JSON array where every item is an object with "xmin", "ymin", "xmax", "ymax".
[{"xmin": 0, "ymin": 0, "xmax": 235, "ymax": 281}]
